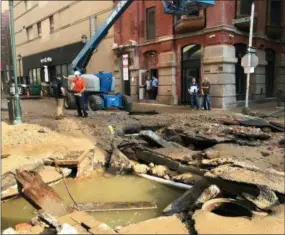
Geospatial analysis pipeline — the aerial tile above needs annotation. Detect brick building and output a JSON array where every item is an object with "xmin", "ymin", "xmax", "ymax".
[
  {"xmin": 13, "ymin": 1, "xmax": 114, "ymax": 85},
  {"xmin": 1, "ymin": 10, "xmax": 12, "ymax": 90},
  {"xmin": 112, "ymin": 0, "xmax": 285, "ymax": 108}
]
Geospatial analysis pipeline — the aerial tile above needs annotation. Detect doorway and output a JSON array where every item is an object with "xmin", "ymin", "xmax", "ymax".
[
  {"xmin": 235, "ymin": 43, "xmax": 247, "ymax": 101},
  {"xmin": 181, "ymin": 44, "xmax": 201, "ymax": 104},
  {"xmin": 265, "ymin": 49, "xmax": 275, "ymax": 97}
]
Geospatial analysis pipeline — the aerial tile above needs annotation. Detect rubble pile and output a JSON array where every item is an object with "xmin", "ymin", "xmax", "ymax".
[
  {"xmin": 103, "ymin": 114, "xmax": 285, "ymax": 234},
  {"xmin": 2, "ymin": 110, "xmax": 285, "ymax": 234}
]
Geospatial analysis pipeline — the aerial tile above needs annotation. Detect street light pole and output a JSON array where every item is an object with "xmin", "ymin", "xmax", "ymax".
[
  {"xmin": 9, "ymin": 0, "xmax": 22, "ymax": 124},
  {"xmin": 245, "ymin": 2, "xmax": 255, "ymax": 108}
]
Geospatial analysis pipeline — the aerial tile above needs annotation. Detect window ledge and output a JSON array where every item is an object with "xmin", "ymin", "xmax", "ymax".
[{"xmin": 174, "ymin": 15, "xmax": 205, "ymax": 34}]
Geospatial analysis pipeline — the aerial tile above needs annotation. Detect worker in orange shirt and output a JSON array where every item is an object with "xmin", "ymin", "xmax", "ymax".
[{"xmin": 72, "ymin": 71, "xmax": 88, "ymax": 117}]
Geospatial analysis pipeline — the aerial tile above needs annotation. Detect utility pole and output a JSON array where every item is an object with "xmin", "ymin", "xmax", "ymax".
[
  {"xmin": 245, "ymin": 1, "xmax": 255, "ymax": 108},
  {"xmin": 9, "ymin": 0, "xmax": 22, "ymax": 124}
]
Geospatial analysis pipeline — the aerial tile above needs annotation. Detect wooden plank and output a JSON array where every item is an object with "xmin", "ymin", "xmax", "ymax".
[
  {"xmin": 75, "ymin": 201, "xmax": 157, "ymax": 212},
  {"xmin": 15, "ymin": 170, "xmax": 73, "ymax": 217}
]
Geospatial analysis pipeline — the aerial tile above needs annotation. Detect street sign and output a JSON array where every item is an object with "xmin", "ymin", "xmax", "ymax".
[
  {"xmin": 247, "ymin": 47, "xmax": 256, "ymax": 53},
  {"xmin": 241, "ymin": 53, "xmax": 259, "ymax": 68},
  {"xmin": 244, "ymin": 67, "xmax": 255, "ymax": 74}
]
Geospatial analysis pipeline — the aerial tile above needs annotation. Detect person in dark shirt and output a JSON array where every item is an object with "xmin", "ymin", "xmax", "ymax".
[
  {"xmin": 54, "ymin": 74, "xmax": 65, "ymax": 120},
  {"xmin": 201, "ymin": 77, "xmax": 211, "ymax": 110}
]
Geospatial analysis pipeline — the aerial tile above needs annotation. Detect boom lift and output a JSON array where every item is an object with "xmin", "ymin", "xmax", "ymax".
[{"xmin": 64, "ymin": 0, "xmax": 215, "ymax": 112}]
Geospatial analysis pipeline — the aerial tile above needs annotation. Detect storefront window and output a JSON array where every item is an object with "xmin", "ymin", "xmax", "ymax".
[
  {"xmin": 37, "ymin": 68, "xmax": 41, "ymax": 84},
  {"xmin": 29, "ymin": 70, "xmax": 33, "ymax": 84},
  {"xmin": 56, "ymin": 65, "xmax": 61, "ymax": 76},
  {"xmin": 33, "ymin": 69, "xmax": 37, "ymax": 84},
  {"xmin": 61, "ymin": 64, "xmax": 68, "ymax": 77}
]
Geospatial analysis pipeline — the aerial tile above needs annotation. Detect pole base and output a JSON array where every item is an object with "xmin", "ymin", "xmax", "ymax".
[{"xmin": 12, "ymin": 118, "xmax": 23, "ymax": 125}]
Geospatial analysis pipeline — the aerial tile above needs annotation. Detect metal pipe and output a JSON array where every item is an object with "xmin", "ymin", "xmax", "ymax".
[
  {"xmin": 245, "ymin": 2, "xmax": 255, "ymax": 108},
  {"xmin": 138, "ymin": 174, "xmax": 192, "ymax": 190},
  {"xmin": 9, "ymin": 0, "xmax": 22, "ymax": 124}
]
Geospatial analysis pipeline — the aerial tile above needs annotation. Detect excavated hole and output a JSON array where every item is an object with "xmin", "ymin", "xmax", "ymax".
[{"xmin": 208, "ymin": 202, "xmax": 253, "ymax": 218}]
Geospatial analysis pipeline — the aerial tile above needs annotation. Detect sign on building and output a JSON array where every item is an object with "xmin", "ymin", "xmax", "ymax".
[
  {"xmin": 122, "ymin": 54, "xmax": 129, "ymax": 81},
  {"xmin": 90, "ymin": 16, "xmax": 96, "ymax": 37}
]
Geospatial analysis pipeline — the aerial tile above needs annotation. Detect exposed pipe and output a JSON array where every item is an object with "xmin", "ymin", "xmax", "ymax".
[{"xmin": 138, "ymin": 174, "xmax": 192, "ymax": 190}]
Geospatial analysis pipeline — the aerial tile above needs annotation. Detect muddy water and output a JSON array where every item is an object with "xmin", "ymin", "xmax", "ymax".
[{"xmin": 1, "ymin": 172, "xmax": 185, "ymax": 230}]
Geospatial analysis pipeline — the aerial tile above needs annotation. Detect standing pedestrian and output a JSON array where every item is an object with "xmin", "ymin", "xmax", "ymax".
[
  {"xmin": 145, "ymin": 77, "xmax": 152, "ymax": 100},
  {"xmin": 152, "ymin": 76, "xmax": 159, "ymax": 100},
  {"xmin": 72, "ymin": 71, "xmax": 88, "ymax": 117},
  {"xmin": 188, "ymin": 77, "xmax": 200, "ymax": 110},
  {"xmin": 201, "ymin": 77, "xmax": 211, "ymax": 110},
  {"xmin": 54, "ymin": 74, "xmax": 65, "ymax": 120}
]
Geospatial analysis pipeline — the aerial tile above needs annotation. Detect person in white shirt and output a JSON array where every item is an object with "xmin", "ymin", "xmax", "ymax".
[
  {"xmin": 145, "ymin": 77, "xmax": 152, "ymax": 100},
  {"xmin": 188, "ymin": 78, "xmax": 200, "ymax": 110}
]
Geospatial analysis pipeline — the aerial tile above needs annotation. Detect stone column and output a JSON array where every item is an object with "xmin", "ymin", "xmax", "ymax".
[
  {"xmin": 157, "ymin": 51, "xmax": 177, "ymax": 105},
  {"xmin": 249, "ymin": 49, "xmax": 267, "ymax": 100},
  {"xmin": 275, "ymin": 52, "xmax": 285, "ymax": 94},
  {"xmin": 112, "ymin": 45, "xmax": 139, "ymax": 101},
  {"xmin": 202, "ymin": 44, "xmax": 237, "ymax": 109}
]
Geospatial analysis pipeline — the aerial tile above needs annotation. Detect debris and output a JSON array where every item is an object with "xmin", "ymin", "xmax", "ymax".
[
  {"xmin": 108, "ymin": 148, "xmax": 132, "ymax": 174},
  {"xmin": 15, "ymin": 170, "xmax": 73, "ymax": 217},
  {"xmin": 149, "ymin": 165, "xmax": 168, "ymax": 177},
  {"xmin": 118, "ymin": 214, "xmax": 189, "ymax": 234},
  {"xmin": 51, "ymin": 150, "xmax": 90, "ymax": 167},
  {"xmin": 1, "ymin": 154, "xmax": 10, "ymax": 159},
  {"xmin": 204, "ymin": 149, "xmax": 220, "ymax": 159},
  {"xmin": 242, "ymin": 185, "xmax": 279, "ymax": 210},
  {"xmin": 38, "ymin": 211, "xmax": 63, "ymax": 232},
  {"xmin": 129, "ymin": 110, "xmax": 159, "ymax": 115},
  {"xmin": 133, "ymin": 164, "xmax": 149, "ymax": 174},
  {"xmin": 2, "ymin": 228, "xmax": 17, "ymax": 234},
  {"xmin": 180, "ymin": 130, "xmax": 234, "ymax": 149},
  {"xmin": 173, "ymin": 173, "xmax": 203, "ymax": 185},
  {"xmin": 38, "ymin": 128, "xmax": 46, "ymax": 133},
  {"xmin": 201, "ymin": 198, "xmax": 253, "ymax": 217},
  {"xmin": 120, "ymin": 124, "xmax": 166, "ymax": 135},
  {"xmin": 15, "ymin": 223, "xmax": 32, "ymax": 231},
  {"xmin": 220, "ymin": 118, "xmax": 240, "ymax": 125},
  {"xmin": 193, "ymin": 204, "xmax": 285, "ymax": 234},
  {"xmin": 149, "ymin": 162, "xmax": 155, "ymax": 168},
  {"xmin": 260, "ymin": 151, "xmax": 270, "ymax": 157},
  {"xmin": 2, "ymin": 161, "xmax": 44, "ymax": 191},
  {"xmin": 139, "ymin": 130, "xmax": 174, "ymax": 148},
  {"xmin": 58, "ymin": 224, "xmax": 78, "ymax": 234},
  {"xmin": 279, "ymin": 139, "xmax": 285, "ymax": 146},
  {"xmin": 163, "ymin": 179, "xmax": 209, "ymax": 215},
  {"xmin": 226, "ymin": 128, "xmax": 271, "ymax": 140},
  {"xmin": 135, "ymin": 146, "xmax": 180, "ymax": 171},
  {"xmin": 74, "ymin": 201, "xmax": 157, "ymax": 212},
  {"xmin": 76, "ymin": 150, "xmax": 94, "ymax": 178},
  {"xmin": 205, "ymin": 165, "xmax": 285, "ymax": 194}
]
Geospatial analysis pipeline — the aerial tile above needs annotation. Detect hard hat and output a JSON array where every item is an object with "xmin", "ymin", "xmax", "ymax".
[{"xmin": 74, "ymin": 71, "xmax": 81, "ymax": 76}]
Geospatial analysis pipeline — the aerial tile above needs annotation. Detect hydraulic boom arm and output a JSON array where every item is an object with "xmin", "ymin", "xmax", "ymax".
[{"xmin": 72, "ymin": 0, "xmax": 215, "ymax": 73}]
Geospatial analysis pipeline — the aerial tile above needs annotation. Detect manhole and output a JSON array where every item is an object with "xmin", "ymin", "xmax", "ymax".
[{"xmin": 202, "ymin": 198, "xmax": 253, "ymax": 218}]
